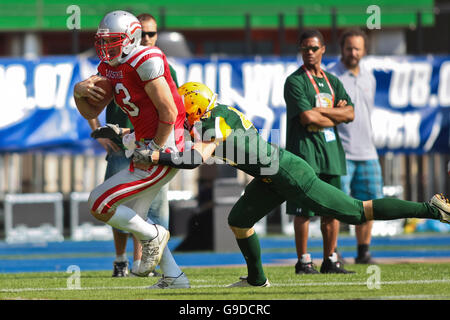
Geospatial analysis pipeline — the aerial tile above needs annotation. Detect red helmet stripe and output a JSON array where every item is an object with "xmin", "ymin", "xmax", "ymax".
[{"xmin": 130, "ymin": 25, "xmax": 141, "ymax": 35}]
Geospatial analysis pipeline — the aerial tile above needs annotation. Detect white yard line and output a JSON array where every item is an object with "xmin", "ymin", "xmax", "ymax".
[
  {"xmin": 193, "ymin": 278, "xmax": 450, "ymax": 288},
  {"xmin": 1, "ymin": 279, "xmax": 449, "ymax": 293},
  {"xmin": 0, "ymin": 285, "xmax": 150, "ymax": 293}
]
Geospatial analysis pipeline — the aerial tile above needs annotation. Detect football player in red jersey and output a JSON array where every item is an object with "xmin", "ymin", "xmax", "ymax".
[{"xmin": 73, "ymin": 11, "xmax": 189, "ymax": 286}]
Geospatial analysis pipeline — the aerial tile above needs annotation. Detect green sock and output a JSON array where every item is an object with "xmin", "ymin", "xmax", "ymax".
[
  {"xmin": 236, "ymin": 232, "xmax": 267, "ymax": 286},
  {"xmin": 372, "ymin": 198, "xmax": 440, "ymax": 221}
]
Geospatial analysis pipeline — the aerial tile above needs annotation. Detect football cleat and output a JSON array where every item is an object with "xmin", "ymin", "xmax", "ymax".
[
  {"xmin": 227, "ymin": 276, "xmax": 270, "ymax": 288},
  {"xmin": 429, "ymin": 193, "xmax": 450, "ymax": 224},
  {"xmin": 147, "ymin": 273, "xmax": 190, "ymax": 289},
  {"xmin": 134, "ymin": 225, "xmax": 170, "ymax": 277},
  {"xmin": 130, "ymin": 259, "xmax": 162, "ymax": 277},
  {"xmin": 112, "ymin": 260, "xmax": 129, "ymax": 277},
  {"xmin": 129, "ymin": 270, "xmax": 161, "ymax": 278}
]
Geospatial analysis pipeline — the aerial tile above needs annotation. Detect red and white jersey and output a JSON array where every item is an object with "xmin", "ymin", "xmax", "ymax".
[{"xmin": 97, "ymin": 45, "xmax": 185, "ymax": 151}]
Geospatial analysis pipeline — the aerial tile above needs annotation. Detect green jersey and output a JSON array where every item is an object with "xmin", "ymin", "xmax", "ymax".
[
  {"xmin": 284, "ymin": 67, "xmax": 352, "ymax": 176},
  {"xmin": 168, "ymin": 64, "xmax": 179, "ymax": 88},
  {"xmin": 193, "ymin": 104, "xmax": 280, "ymax": 177}
]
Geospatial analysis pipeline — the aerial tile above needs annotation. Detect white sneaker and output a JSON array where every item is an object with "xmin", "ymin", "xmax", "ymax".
[
  {"xmin": 135, "ymin": 225, "xmax": 170, "ymax": 276},
  {"xmin": 430, "ymin": 193, "xmax": 450, "ymax": 224},
  {"xmin": 227, "ymin": 276, "xmax": 270, "ymax": 288},
  {"xmin": 147, "ymin": 273, "xmax": 190, "ymax": 289},
  {"xmin": 129, "ymin": 270, "xmax": 161, "ymax": 277},
  {"xmin": 130, "ymin": 260, "xmax": 161, "ymax": 277}
]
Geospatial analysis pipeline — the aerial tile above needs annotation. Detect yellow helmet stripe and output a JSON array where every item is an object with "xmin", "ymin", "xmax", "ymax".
[{"xmin": 215, "ymin": 116, "xmax": 232, "ymax": 142}]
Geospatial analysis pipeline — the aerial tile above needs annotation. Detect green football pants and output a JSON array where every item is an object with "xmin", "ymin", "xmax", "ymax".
[{"xmin": 228, "ymin": 151, "xmax": 365, "ymax": 228}]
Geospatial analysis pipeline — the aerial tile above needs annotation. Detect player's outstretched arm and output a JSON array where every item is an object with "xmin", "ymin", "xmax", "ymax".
[
  {"xmin": 74, "ymin": 75, "xmax": 112, "ymax": 120},
  {"xmin": 134, "ymin": 141, "xmax": 218, "ymax": 170},
  {"xmin": 156, "ymin": 141, "xmax": 217, "ymax": 169}
]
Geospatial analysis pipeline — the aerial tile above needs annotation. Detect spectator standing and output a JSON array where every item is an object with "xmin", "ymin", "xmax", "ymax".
[
  {"xmin": 328, "ymin": 28, "xmax": 382, "ymax": 264},
  {"xmin": 284, "ymin": 29, "xmax": 355, "ymax": 274}
]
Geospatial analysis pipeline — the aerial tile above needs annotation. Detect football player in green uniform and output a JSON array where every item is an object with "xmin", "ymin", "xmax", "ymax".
[{"xmin": 111, "ymin": 82, "xmax": 450, "ymax": 287}]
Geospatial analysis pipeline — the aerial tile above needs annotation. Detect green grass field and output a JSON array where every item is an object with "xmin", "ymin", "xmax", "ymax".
[{"xmin": 1, "ymin": 263, "xmax": 449, "ymax": 301}]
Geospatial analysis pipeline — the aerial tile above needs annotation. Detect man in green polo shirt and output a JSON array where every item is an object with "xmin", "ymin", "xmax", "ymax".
[{"xmin": 284, "ymin": 29, "xmax": 355, "ymax": 274}]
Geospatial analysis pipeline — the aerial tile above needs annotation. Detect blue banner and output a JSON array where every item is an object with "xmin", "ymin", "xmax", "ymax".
[
  {"xmin": 0, "ymin": 55, "xmax": 449, "ymax": 154},
  {"xmin": 0, "ymin": 56, "xmax": 103, "ymax": 153}
]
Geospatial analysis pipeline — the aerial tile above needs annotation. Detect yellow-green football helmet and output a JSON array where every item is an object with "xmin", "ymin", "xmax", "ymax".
[{"xmin": 177, "ymin": 82, "xmax": 217, "ymax": 126}]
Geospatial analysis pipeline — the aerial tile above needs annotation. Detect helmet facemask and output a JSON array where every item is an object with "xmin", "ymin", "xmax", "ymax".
[{"xmin": 95, "ymin": 31, "xmax": 128, "ymax": 64}]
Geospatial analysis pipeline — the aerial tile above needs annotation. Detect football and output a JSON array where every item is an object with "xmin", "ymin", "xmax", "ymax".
[{"xmin": 87, "ymin": 77, "xmax": 113, "ymax": 108}]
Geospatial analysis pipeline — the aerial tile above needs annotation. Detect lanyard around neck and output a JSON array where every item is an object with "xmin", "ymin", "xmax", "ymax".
[{"xmin": 302, "ymin": 65, "xmax": 335, "ymax": 108}]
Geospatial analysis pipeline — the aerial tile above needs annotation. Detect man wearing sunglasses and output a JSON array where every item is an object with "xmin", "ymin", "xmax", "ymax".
[
  {"xmin": 86, "ymin": 12, "xmax": 180, "ymax": 280},
  {"xmin": 284, "ymin": 29, "xmax": 355, "ymax": 275}
]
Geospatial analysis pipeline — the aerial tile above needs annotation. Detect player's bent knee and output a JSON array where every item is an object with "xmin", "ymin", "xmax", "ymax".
[
  {"xmin": 91, "ymin": 209, "xmax": 113, "ymax": 223},
  {"xmin": 87, "ymin": 191, "xmax": 110, "ymax": 222},
  {"xmin": 91, "ymin": 210, "xmax": 101, "ymax": 220},
  {"xmin": 90, "ymin": 209, "xmax": 104, "ymax": 221},
  {"xmin": 228, "ymin": 211, "xmax": 252, "ymax": 229},
  {"xmin": 229, "ymin": 225, "xmax": 254, "ymax": 239},
  {"xmin": 363, "ymin": 200, "xmax": 374, "ymax": 221}
]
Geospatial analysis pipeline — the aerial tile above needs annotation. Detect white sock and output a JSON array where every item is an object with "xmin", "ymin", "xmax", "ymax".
[
  {"xmin": 107, "ymin": 205, "xmax": 157, "ymax": 240},
  {"xmin": 159, "ymin": 246, "xmax": 183, "ymax": 278},
  {"xmin": 144, "ymin": 216, "xmax": 180, "ymax": 277},
  {"xmin": 300, "ymin": 253, "xmax": 312, "ymax": 263},
  {"xmin": 132, "ymin": 260, "xmax": 141, "ymax": 273},
  {"xmin": 328, "ymin": 252, "xmax": 338, "ymax": 263},
  {"xmin": 115, "ymin": 254, "xmax": 128, "ymax": 263}
]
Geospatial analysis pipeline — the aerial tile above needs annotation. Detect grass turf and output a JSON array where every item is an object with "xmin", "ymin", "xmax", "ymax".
[{"xmin": 1, "ymin": 263, "xmax": 449, "ymax": 300}]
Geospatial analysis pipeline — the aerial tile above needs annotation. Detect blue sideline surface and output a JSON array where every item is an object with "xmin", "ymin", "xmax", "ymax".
[{"xmin": 0, "ymin": 234, "xmax": 449, "ymax": 273}]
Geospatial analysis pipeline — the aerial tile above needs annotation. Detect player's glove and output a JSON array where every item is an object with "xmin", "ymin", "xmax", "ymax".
[
  {"xmin": 90, "ymin": 123, "xmax": 123, "ymax": 140},
  {"xmin": 132, "ymin": 139, "xmax": 164, "ymax": 165},
  {"xmin": 133, "ymin": 147, "xmax": 152, "ymax": 165}
]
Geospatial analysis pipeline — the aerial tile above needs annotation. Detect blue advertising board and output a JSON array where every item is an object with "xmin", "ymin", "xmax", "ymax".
[{"xmin": 0, "ymin": 54, "xmax": 448, "ymax": 154}]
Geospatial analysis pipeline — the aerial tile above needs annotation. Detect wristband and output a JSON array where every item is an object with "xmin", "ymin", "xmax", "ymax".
[
  {"xmin": 159, "ymin": 119, "xmax": 175, "ymax": 125},
  {"xmin": 158, "ymin": 149, "xmax": 203, "ymax": 169}
]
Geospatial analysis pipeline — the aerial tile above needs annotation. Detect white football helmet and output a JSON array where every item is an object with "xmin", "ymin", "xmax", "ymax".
[{"xmin": 95, "ymin": 10, "xmax": 142, "ymax": 65}]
